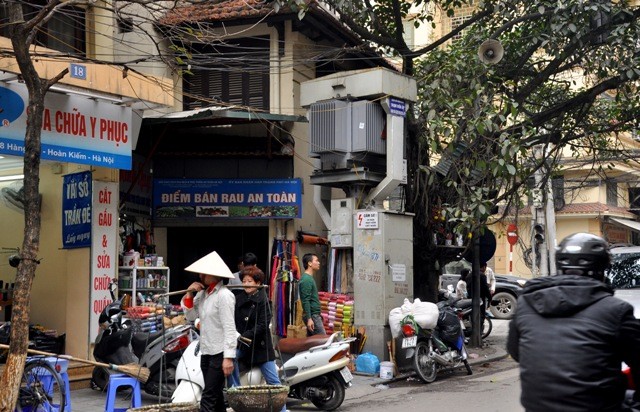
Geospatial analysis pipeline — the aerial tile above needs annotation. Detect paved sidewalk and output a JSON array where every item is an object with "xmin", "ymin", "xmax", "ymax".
[{"xmin": 67, "ymin": 343, "xmax": 507, "ymax": 411}]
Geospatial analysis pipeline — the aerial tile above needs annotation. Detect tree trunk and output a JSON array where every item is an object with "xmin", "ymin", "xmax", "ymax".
[{"xmin": 0, "ymin": 5, "xmax": 46, "ymax": 411}]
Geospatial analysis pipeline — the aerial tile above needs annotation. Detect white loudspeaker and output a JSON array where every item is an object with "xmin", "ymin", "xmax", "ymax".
[{"xmin": 478, "ymin": 39, "xmax": 504, "ymax": 65}]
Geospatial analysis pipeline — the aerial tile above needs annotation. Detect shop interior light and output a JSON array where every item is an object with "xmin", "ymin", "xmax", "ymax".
[{"xmin": 0, "ymin": 174, "xmax": 24, "ymax": 182}]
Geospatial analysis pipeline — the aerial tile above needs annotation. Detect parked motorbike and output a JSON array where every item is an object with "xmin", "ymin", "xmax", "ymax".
[
  {"xmin": 399, "ymin": 299, "xmax": 472, "ymax": 383},
  {"xmin": 454, "ymin": 299, "xmax": 492, "ymax": 339},
  {"xmin": 172, "ymin": 331, "xmax": 356, "ymax": 411},
  {"xmin": 92, "ymin": 281, "xmax": 197, "ymax": 399},
  {"xmin": 439, "ymin": 288, "xmax": 492, "ymax": 339},
  {"xmin": 172, "ymin": 330, "xmax": 265, "ymax": 403}
]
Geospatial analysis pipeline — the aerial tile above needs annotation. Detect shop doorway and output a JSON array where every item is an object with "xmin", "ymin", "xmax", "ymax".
[{"xmin": 166, "ymin": 226, "xmax": 269, "ymax": 303}]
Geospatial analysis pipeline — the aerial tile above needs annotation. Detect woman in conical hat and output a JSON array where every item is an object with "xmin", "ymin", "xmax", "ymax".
[{"xmin": 181, "ymin": 251, "xmax": 238, "ymax": 412}]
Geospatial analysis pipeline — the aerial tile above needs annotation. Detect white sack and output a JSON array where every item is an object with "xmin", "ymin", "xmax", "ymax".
[
  {"xmin": 388, "ymin": 307, "xmax": 404, "ymax": 338},
  {"xmin": 412, "ymin": 300, "xmax": 439, "ymax": 330}
]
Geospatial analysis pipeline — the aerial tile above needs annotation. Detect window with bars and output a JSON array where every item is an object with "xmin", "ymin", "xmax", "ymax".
[
  {"xmin": 0, "ymin": 1, "xmax": 86, "ymax": 56},
  {"xmin": 451, "ymin": 15, "xmax": 472, "ymax": 41},
  {"xmin": 607, "ymin": 180, "xmax": 618, "ymax": 206},
  {"xmin": 183, "ymin": 37, "xmax": 271, "ymax": 111}
]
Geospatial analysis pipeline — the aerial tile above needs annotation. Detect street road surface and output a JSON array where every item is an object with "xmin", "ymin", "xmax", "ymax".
[{"xmin": 290, "ymin": 319, "xmax": 524, "ymax": 412}]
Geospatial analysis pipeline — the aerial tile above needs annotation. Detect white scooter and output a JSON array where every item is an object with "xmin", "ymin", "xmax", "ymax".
[{"xmin": 172, "ymin": 332, "xmax": 356, "ymax": 411}]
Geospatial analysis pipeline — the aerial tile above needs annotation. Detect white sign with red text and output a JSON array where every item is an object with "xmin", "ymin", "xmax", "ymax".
[
  {"xmin": 90, "ymin": 181, "xmax": 118, "ymax": 343},
  {"xmin": 356, "ymin": 211, "xmax": 379, "ymax": 229}
]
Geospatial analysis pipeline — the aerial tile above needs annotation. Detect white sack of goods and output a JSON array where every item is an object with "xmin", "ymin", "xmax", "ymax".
[
  {"xmin": 400, "ymin": 297, "xmax": 414, "ymax": 314},
  {"xmin": 411, "ymin": 298, "xmax": 439, "ymax": 330},
  {"xmin": 388, "ymin": 307, "xmax": 404, "ymax": 338}
]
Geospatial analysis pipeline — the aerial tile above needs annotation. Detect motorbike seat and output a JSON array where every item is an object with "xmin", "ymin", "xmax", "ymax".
[
  {"xmin": 276, "ymin": 334, "xmax": 331, "ymax": 354},
  {"xmin": 455, "ymin": 299, "xmax": 473, "ymax": 310},
  {"xmin": 131, "ymin": 330, "xmax": 164, "ymax": 357}
]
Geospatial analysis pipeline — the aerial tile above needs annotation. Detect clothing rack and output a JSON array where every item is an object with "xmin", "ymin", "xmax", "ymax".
[{"xmin": 269, "ymin": 238, "xmax": 300, "ymax": 337}]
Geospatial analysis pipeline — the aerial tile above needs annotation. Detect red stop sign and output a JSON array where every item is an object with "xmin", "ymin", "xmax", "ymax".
[{"xmin": 507, "ymin": 224, "xmax": 518, "ymax": 246}]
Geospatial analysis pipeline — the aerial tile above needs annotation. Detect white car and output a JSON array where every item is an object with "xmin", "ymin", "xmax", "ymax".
[{"xmin": 607, "ymin": 246, "xmax": 640, "ymax": 318}]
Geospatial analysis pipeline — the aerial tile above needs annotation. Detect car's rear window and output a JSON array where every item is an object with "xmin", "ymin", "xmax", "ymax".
[{"xmin": 607, "ymin": 252, "xmax": 640, "ymax": 289}]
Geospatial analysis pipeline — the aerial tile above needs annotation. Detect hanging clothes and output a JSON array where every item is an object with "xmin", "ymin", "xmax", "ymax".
[{"xmin": 269, "ymin": 238, "xmax": 302, "ymax": 337}]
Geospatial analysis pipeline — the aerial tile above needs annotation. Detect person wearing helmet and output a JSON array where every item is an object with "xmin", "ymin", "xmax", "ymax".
[{"xmin": 507, "ymin": 232, "xmax": 640, "ymax": 412}]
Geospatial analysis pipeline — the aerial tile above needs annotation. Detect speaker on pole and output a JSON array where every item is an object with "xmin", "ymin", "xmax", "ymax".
[{"xmin": 478, "ymin": 39, "xmax": 504, "ymax": 65}]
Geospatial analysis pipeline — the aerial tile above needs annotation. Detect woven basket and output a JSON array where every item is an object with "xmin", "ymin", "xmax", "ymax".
[
  {"xmin": 126, "ymin": 402, "xmax": 199, "ymax": 412},
  {"xmin": 226, "ymin": 385, "xmax": 289, "ymax": 412}
]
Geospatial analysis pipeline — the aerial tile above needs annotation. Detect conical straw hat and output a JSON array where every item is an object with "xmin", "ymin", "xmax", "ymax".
[{"xmin": 184, "ymin": 251, "xmax": 234, "ymax": 279}]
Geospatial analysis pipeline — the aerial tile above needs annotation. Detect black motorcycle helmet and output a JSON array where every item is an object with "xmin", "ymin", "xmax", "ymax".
[
  {"xmin": 556, "ymin": 232, "xmax": 610, "ymax": 280},
  {"xmin": 98, "ymin": 299, "xmax": 123, "ymax": 325}
]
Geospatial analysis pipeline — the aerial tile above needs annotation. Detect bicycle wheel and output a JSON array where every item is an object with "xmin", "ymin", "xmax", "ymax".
[{"xmin": 17, "ymin": 360, "xmax": 66, "ymax": 412}]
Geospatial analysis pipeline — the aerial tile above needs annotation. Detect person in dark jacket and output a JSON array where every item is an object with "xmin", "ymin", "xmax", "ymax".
[
  {"xmin": 507, "ymin": 233, "xmax": 640, "ymax": 412},
  {"xmin": 228, "ymin": 266, "xmax": 286, "ymax": 411},
  {"xmin": 467, "ymin": 267, "xmax": 491, "ymax": 330}
]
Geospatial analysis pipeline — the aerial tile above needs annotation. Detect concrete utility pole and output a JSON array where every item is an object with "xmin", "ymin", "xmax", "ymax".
[
  {"xmin": 532, "ymin": 146, "xmax": 548, "ymax": 276},
  {"xmin": 545, "ymin": 176, "xmax": 558, "ymax": 276},
  {"xmin": 533, "ymin": 175, "xmax": 548, "ymax": 276}
]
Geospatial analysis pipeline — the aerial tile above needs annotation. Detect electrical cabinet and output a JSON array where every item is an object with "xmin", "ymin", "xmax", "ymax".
[
  {"xmin": 353, "ymin": 209, "xmax": 413, "ymax": 360},
  {"xmin": 117, "ymin": 265, "xmax": 170, "ymax": 307}
]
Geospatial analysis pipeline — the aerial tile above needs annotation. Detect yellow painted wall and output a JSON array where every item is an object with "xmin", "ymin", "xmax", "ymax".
[{"xmin": 0, "ymin": 161, "xmax": 118, "ymax": 359}]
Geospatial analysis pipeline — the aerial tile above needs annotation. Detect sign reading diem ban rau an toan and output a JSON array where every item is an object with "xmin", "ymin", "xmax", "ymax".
[{"xmin": 153, "ymin": 178, "xmax": 302, "ymax": 219}]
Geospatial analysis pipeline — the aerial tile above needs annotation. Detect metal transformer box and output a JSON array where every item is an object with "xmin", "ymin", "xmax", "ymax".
[{"xmin": 353, "ymin": 209, "xmax": 413, "ymax": 361}]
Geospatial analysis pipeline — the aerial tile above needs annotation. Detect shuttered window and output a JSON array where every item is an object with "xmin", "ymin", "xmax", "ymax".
[
  {"xmin": 0, "ymin": 1, "xmax": 86, "ymax": 56},
  {"xmin": 183, "ymin": 37, "xmax": 270, "ymax": 111}
]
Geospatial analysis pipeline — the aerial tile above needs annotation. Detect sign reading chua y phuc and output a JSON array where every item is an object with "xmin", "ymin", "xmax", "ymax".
[
  {"xmin": 0, "ymin": 83, "xmax": 133, "ymax": 170},
  {"xmin": 153, "ymin": 178, "xmax": 302, "ymax": 219}
]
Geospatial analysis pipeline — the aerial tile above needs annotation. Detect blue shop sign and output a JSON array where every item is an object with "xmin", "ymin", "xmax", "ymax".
[
  {"xmin": 62, "ymin": 171, "xmax": 92, "ymax": 249},
  {"xmin": 153, "ymin": 178, "xmax": 302, "ymax": 219}
]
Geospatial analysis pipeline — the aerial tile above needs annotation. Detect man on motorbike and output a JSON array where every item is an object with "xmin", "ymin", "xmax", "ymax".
[{"xmin": 507, "ymin": 233, "xmax": 640, "ymax": 412}]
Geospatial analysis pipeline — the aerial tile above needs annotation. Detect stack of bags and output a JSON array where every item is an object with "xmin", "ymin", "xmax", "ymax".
[{"xmin": 319, "ymin": 292, "xmax": 354, "ymax": 336}]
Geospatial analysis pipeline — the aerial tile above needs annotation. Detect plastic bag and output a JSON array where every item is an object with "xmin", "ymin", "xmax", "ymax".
[
  {"xmin": 400, "ymin": 298, "xmax": 413, "ymax": 314},
  {"xmin": 388, "ymin": 307, "xmax": 404, "ymax": 338},
  {"xmin": 413, "ymin": 300, "xmax": 439, "ymax": 329},
  {"xmin": 355, "ymin": 352, "xmax": 380, "ymax": 375},
  {"xmin": 437, "ymin": 306, "xmax": 462, "ymax": 346}
]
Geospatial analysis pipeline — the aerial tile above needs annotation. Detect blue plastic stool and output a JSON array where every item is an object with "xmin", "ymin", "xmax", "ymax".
[
  {"xmin": 24, "ymin": 356, "xmax": 71, "ymax": 412},
  {"xmin": 104, "ymin": 373, "xmax": 142, "ymax": 412}
]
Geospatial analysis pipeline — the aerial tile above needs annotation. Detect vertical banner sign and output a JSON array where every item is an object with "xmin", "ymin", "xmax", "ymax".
[
  {"xmin": 90, "ymin": 181, "xmax": 118, "ymax": 343},
  {"xmin": 62, "ymin": 171, "xmax": 92, "ymax": 249}
]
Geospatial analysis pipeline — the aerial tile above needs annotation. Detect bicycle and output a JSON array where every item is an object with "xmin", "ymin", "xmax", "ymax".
[{"xmin": 16, "ymin": 356, "xmax": 67, "ymax": 412}]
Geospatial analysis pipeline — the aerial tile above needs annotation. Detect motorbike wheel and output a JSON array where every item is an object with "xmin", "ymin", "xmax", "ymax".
[
  {"xmin": 310, "ymin": 374, "xmax": 345, "ymax": 411},
  {"xmin": 413, "ymin": 341, "xmax": 437, "ymax": 383},
  {"xmin": 90, "ymin": 366, "xmax": 110, "ymax": 391},
  {"xmin": 145, "ymin": 364, "xmax": 178, "ymax": 401},
  {"xmin": 482, "ymin": 317, "xmax": 493, "ymax": 339}
]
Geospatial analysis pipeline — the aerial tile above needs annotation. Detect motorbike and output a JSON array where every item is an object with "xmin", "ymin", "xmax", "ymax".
[
  {"xmin": 454, "ymin": 298, "xmax": 493, "ymax": 339},
  {"xmin": 172, "ymin": 331, "xmax": 356, "ymax": 411},
  {"xmin": 172, "ymin": 330, "xmax": 266, "ymax": 403},
  {"xmin": 398, "ymin": 299, "xmax": 472, "ymax": 383},
  {"xmin": 92, "ymin": 281, "xmax": 197, "ymax": 399},
  {"xmin": 439, "ymin": 288, "xmax": 492, "ymax": 339}
]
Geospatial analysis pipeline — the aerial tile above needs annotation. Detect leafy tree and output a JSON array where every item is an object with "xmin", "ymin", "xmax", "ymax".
[{"xmin": 279, "ymin": 0, "xmax": 640, "ymax": 302}]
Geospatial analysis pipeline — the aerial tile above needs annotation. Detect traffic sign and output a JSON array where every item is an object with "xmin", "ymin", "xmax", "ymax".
[{"xmin": 507, "ymin": 224, "xmax": 518, "ymax": 246}]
